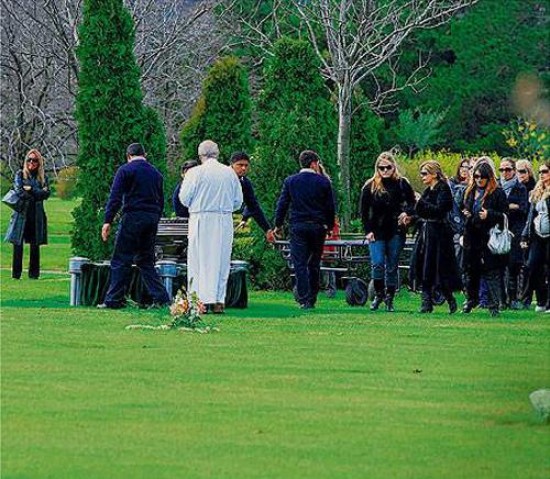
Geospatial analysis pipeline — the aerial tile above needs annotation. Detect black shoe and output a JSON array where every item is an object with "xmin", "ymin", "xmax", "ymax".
[
  {"xmin": 300, "ymin": 303, "xmax": 314, "ymax": 310},
  {"xmin": 370, "ymin": 296, "xmax": 384, "ymax": 311},
  {"xmin": 462, "ymin": 301, "xmax": 477, "ymax": 314},
  {"xmin": 419, "ymin": 303, "xmax": 433, "ymax": 314},
  {"xmin": 489, "ymin": 308, "xmax": 500, "ymax": 317},
  {"xmin": 448, "ymin": 297, "xmax": 458, "ymax": 314},
  {"xmin": 385, "ymin": 297, "xmax": 395, "ymax": 312}
]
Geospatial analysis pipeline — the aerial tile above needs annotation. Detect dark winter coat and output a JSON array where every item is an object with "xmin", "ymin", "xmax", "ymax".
[
  {"xmin": 5, "ymin": 170, "xmax": 50, "ymax": 246},
  {"xmin": 448, "ymin": 177, "xmax": 467, "ymax": 235},
  {"xmin": 500, "ymin": 178, "xmax": 528, "ymax": 265},
  {"xmin": 360, "ymin": 177, "xmax": 416, "ymax": 240},
  {"xmin": 410, "ymin": 181, "xmax": 462, "ymax": 291},
  {"xmin": 461, "ymin": 186, "xmax": 509, "ymax": 272}
]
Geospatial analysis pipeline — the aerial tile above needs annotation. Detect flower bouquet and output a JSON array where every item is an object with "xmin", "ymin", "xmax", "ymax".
[
  {"xmin": 169, "ymin": 288, "xmax": 204, "ymax": 329},
  {"xmin": 126, "ymin": 287, "xmax": 216, "ymax": 333}
]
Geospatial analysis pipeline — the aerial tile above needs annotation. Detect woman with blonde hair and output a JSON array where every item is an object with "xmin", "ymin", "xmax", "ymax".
[
  {"xmin": 461, "ymin": 160, "xmax": 508, "ymax": 316},
  {"xmin": 360, "ymin": 151, "xmax": 416, "ymax": 312},
  {"xmin": 5, "ymin": 149, "xmax": 50, "ymax": 279},
  {"xmin": 520, "ymin": 160, "xmax": 550, "ymax": 312},
  {"xmin": 516, "ymin": 159, "xmax": 536, "ymax": 194},
  {"xmin": 410, "ymin": 161, "xmax": 462, "ymax": 313}
]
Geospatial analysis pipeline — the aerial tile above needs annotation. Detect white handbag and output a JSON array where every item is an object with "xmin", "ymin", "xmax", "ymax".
[{"xmin": 487, "ymin": 213, "xmax": 513, "ymax": 255}]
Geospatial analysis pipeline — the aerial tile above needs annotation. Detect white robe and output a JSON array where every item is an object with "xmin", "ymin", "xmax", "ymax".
[{"xmin": 179, "ymin": 158, "xmax": 243, "ymax": 304}]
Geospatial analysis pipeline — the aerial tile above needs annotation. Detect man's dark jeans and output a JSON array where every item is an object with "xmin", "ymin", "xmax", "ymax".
[
  {"xmin": 104, "ymin": 212, "xmax": 170, "ymax": 307},
  {"xmin": 290, "ymin": 223, "xmax": 327, "ymax": 306}
]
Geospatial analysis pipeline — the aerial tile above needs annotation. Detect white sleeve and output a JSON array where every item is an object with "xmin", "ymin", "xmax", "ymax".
[{"xmin": 179, "ymin": 169, "xmax": 197, "ymax": 207}]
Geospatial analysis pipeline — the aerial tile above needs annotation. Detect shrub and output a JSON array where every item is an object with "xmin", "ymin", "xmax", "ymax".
[
  {"xmin": 72, "ymin": 0, "xmax": 166, "ymax": 260},
  {"xmin": 180, "ymin": 56, "xmax": 252, "ymax": 163}
]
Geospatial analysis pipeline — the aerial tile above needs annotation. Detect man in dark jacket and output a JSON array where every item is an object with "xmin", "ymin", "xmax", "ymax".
[
  {"xmin": 274, "ymin": 150, "xmax": 336, "ymax": 309},
  {"xmin": 98, "ymin": 143, "xmax": 170, "ymax": 309},
  {"xmin": 230, "ymin": 151, "xmax": 275, "ymax": 242}
]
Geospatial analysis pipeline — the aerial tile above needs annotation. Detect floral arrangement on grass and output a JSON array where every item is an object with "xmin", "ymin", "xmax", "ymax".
[
  {"xmin": 169, "ymin": 288, "xmax": 204, "ymax": 329},
  {"xmin": 126, "ymin": 288, "xmax": 216, "ymax": 333}
]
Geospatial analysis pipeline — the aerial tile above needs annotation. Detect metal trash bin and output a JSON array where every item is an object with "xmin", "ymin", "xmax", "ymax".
[{"xmin": 69, "ymin": 257, "xmax": 91, "ymax": 306}]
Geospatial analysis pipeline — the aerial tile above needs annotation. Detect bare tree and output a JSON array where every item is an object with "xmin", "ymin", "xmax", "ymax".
[
  {"xmin": 221, "ymin": 0, "xmax": 478, "ymax": 226},
  {"xmin": 1, "ymin": 0, "xmax": 224, "ymax": 179}
]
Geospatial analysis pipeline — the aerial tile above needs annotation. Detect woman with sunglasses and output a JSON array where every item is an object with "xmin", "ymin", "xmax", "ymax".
[
  {"xmin": 461, "ymin": 160, "xmax": 508, "ymax": 316},
  {"xmin": 360, "ymin": 152, "xmax": 416, "ymax": 312},
  {"xmin": 516, "ymin": 159, "xmax": 536, "ymax": 194},
  {"xmin": 5, "ymin": 149, "xmax": 50, "ymax": 279},
  {"xmin": 410, "ymin": 161, "xmax": 461, "ymax": 313},
  {"xmin": 520, "ymin": 161, "xmax": 550, "ymax": 313},
  {"xmin": 498, "ymin": 158, "xmax": 529, "ymax": 309}
]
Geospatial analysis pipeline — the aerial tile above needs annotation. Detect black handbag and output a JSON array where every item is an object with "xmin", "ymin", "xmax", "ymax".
[{"xmin": 2, "ymin": 189, "xmax": 26, "ymax": 212}]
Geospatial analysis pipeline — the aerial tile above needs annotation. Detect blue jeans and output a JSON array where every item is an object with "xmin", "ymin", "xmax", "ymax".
[
  {"xmin": 105, "ymin": 212, "xmax": 170, "ymax": 307},
  {"xmin": 290, "ymin": 223, "xmax": 327, "ymax": 306},
  {"xmin": 368, "ymin": 234, "xmax": 405, "ymax": 288}
]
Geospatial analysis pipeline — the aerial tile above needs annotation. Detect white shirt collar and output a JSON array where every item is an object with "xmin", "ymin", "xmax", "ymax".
[{"xmin": 299, "ymin": 168, "xmax": 317, "ymax": 174}]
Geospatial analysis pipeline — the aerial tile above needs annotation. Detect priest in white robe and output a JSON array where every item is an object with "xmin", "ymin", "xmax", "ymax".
[{"xmin": 179, "ymin": 140, "xmax": 243, "ymax": 313}]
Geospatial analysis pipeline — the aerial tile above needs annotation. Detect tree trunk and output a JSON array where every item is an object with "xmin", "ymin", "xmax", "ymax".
[{"xmin": 337, "ymin": 84, "xmax": 352, "ymax": 230}]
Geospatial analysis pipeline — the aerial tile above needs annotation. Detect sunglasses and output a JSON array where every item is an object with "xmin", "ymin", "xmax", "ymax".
[
  {"xmin": 378, "ymin": 165, "xmax": 393, "ymax": 172},
  {"xmin": 539, "ymin": 169, "xmax": 550, "ymax": 174},
  {"xmin": 473, "ymin": 174, "xmax": 488, "ymax": 180},
  {"xmin": 516, "ymin": 169, "xmax": 528, "ymax": 174},
  {"xmin": 26, "ymin": 158, "xmax": 38, "ymax": 163},
  {"xmin": 499, "ymin": 167, "xmax": 514, "ymax": 172},
  {"xmin": 420, "ymin": 171, "xmax": 430, "ymax": 176}
]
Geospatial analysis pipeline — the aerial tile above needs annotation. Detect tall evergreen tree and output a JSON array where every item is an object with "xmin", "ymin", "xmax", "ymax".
[
  {"xmin": 244, "ymin": 37, "xmax": 337, "ymax": 288},
  {"xmin": 72, "ymin": 0, "xmax": 166, "ymax": 259},
  {"xmin": 180, "ymin": 56, "xmax": 252, "ymax": 163}
]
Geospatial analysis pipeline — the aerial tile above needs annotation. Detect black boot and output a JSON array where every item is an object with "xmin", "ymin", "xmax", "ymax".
[
  {"xmin": 370, "ymin": 279, "xmax": 385, "ymax": 311},
  {"xmin": 385, "ymin": 285, "xmax": 396, "ymax": 312},
  {"xmin": 419, "ymin": 289, "xmax": 433, "ymax": 313},
  {"xmin": 444, "ymin": 290, "xmax": 457, "ymax": 314},
  {"xmin": 485, "ymin": 271, "xmax": 502, "ymax": 318}
]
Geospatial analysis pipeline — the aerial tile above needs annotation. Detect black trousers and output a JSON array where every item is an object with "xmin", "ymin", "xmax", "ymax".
[
  {"xmin": 104, "ymin": 212, "xmax": 170, "ymax": 307},
  {"xmin": 522, "ymin": 235, "xmax": 550, "ymax": 307},
  {"xmin": 290, "ymin": 223, "xmax": 327, "ymax": 306},
  {"xmin": 12, "ymin": 243, "xmax": 40, "ymax": 279}
]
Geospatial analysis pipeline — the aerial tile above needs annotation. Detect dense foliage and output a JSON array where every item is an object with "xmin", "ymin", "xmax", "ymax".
[
  {"xmin": 72, "ymin": 0, "xmax": 166, "ymax": 260},
  {"xmin": 179, "ymin": 56, "xmax": 252, "ymax": 164},
  {"xmin": 241, "ymin": 37, "xmax": 337, "ymax": 289},
  {"xmin": 393, "ymin": 0, "xmax": 549, "ymax": 153}
]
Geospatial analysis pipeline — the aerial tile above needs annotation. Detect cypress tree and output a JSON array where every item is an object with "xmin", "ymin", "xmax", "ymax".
[
  {"xmin": 253, "ymin": 37, "xmax": 337, "ymax": 217},
  {"xmin": 180, "ymin": 56, "xmax": 252, "ymax": 163},
  {"xmin": 72, "ymin": 0, "xmax": 166, "ymax": 259},
  {"xmin": 244, "ymin": 37, "xmax": 337, "ymax": 288}
]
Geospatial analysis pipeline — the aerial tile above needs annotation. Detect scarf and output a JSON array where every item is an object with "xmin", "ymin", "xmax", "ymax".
[{"xmin": 500, "ymin": 176, "xmax": 518, "ymax": 198}]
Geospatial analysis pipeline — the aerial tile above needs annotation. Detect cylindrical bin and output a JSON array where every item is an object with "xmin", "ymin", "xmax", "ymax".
[
  {"xmin": 69, "ymin": 257, "xmax": 90, "ymax": 306},
  {"xmin": 156, "ymin": 260, "xmax": 179, "ymax": 298}
]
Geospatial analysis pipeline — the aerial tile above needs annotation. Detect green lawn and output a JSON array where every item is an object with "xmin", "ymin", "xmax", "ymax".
[{"xmin": 1, "ymin": 199, "xmax": 549, "ymax": 478}]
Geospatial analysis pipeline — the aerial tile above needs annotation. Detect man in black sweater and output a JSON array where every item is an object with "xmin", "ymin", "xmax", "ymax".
[
  {"xmin": 274, "ymin": 150, "xmax": 336, "ymax": 309},
  {"xmin": 98, "ymin": 143, "xmax": 170, "ymax": 309},
  {"xmin": 231, "ymin": 152, "xmax": 275, "ymax": 242}
]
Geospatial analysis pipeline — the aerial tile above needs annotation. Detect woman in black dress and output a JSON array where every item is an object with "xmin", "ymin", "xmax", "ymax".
[
  {"xmin": 5, "ymin": 149, "xmax": 50, "ymax": 279},
  {"xmin": 461, "ymin": 160, "xmax": 508, "ymax": 316},
  {"xmin": 410, "ymin": 161, "xmax": 461, "ymax": 313}
]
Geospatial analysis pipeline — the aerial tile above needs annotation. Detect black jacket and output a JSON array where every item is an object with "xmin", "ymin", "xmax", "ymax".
[
  {"xmin": 241, "ymin": 176, "xmax": 271, "ymax": 232},
  {"xmin": 360, "ymin": 177, "xmax": 416, "ymax": 240},
  {"xmin": 461, "ymin": 186, "xmax": 509, "ymax": 271},
  {"xmin": 275, "ymin": 170, "xmax": 335, "ymax": 230}
]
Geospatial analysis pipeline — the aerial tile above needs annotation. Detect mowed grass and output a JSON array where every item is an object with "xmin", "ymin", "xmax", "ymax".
[{"xmin": 1, "ymin": 198, "xmax": 550, "ymax": 479}]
